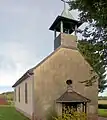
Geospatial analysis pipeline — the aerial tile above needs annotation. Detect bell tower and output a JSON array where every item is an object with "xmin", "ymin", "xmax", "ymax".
[{"xmin": 49, "ymin": 0, "xmax": 82, "ymax": 50}]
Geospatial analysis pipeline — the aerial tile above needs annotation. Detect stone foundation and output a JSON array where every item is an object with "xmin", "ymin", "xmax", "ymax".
[{"xmin": 88, "ymin": 114, "xmax": 98, "ymax": 120}]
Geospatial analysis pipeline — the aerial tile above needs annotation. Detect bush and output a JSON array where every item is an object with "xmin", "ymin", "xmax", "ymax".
[
  {"xmin": 53, "ymin": 107, "xmax": 87, "ymax": 120},
  {"xmin": 98, "ymin": 104, "xmax": 107, "ymax": 109}
]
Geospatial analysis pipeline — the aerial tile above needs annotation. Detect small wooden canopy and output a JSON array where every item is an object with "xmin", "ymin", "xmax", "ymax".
[{"xmin": 56, "ymin": 90, "xmax": 91, "ymax": 103}]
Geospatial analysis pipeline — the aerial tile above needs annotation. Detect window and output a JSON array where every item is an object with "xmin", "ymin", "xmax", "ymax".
[
  {"xmin": 25, "ymin": 83, "xmax": 28, "ymax": 104},
  {"xmin": 14, "ymin": 89, "xmax": 16, "ymax": 101},
  {"xmin": 18, "ymin": 87, "xmax": 20, "ymax": 102}
]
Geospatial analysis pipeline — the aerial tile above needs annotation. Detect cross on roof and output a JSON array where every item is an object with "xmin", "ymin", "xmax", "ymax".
[
  {"xmin": 61, "ymin": 0, "xmax": 69, "ymax": 10},
  {"xmin": 60, "ymin": 0, "xmax": 74, "ymax": 20},
  {"xmin": 61, "ymin": 0, "xmax": 69, "ymax": 3}
]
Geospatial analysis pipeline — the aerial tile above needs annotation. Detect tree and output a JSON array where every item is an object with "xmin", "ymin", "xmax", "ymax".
[
  {"xmin": 68, "ymin": 0, "xmax": 107, "ymax": 92},
  {"xmin": 78, "ymin": 39, "xmax": 107, "ymax": 92},
  {"xmin": 69, "ymin": 0, "xmax": 107, "ymax": 27}
]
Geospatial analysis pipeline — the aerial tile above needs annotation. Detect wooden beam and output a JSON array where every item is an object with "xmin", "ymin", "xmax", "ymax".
[{"xmin": 85, "ymin": 103, "xmax": 87, "ymax": 113}]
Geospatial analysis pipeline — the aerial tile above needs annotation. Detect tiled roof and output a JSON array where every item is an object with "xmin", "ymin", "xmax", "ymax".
[{"xmin": 12, "ymin": 69, "xmax": 33, "ymax": 87}]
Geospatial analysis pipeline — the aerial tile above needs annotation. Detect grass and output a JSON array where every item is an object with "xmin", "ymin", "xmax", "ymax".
[
  {"xmin": 98, "ymin": 109, "xmax": 107, "ymax": 117},
  {"xmin": 0, "ymin": 105, "xmax": 107, "ymax": 119},
  {"xmin": 0, "ymin": 105, "xmax": 29, "ymax": 120}
]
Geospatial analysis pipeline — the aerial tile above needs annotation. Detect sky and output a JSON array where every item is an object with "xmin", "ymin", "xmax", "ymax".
[
  {"xmin": 0, "ymin": 0, "xmax": 71, "ymax": 93},
  {"xmin": 0, "ymin": 0, "xmax": 106, "ymax": 96}
]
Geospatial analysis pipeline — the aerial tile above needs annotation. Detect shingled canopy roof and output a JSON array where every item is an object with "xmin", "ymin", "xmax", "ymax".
[
  {"xmin": 49, "ymin": 1, "xmax": 82, "ymax": 33},
  {"xmin": 56, "ymin": 90, "xmax": 91, "ymax": 103},
  {"xmin": 49, "ymin": 16, "xmax": 82, "ymax": 33}
]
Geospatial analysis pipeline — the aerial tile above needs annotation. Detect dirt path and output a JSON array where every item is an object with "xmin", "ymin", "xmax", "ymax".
[{"xmin": 99, "ymin": 117, "xmax": 107, "ymax": 120}]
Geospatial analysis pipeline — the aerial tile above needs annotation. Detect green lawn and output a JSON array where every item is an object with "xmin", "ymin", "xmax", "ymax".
[
  {"xmin": 98, "ymin": 109, "xmax": 107, "ymax": 117},
  {"xmin": 1, "ymin": 106, "xmax": 107, "ymax": 120},
  {"xmin": 0, "ymin": 106, "xmax": 29, "ymax": 120}
]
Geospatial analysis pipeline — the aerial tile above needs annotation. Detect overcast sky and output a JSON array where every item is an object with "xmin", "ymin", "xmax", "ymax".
[
  {"xmin": 0, "ymin": 0, "xmax": 68, "ymax": 93},
  {"xmin": 0, "ymin": 0, "xmax": 106, "ymax": 96}
]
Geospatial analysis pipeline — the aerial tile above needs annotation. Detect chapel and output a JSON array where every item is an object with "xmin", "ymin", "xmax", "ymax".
[{"xmin": 12, "ymin": 1, "xmax": 98, "ymax": 120}]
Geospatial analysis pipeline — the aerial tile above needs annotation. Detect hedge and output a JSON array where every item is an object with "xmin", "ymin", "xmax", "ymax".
[{"xmin": 98, "ymin": 104, "xmax": 107, "ymax": 109}]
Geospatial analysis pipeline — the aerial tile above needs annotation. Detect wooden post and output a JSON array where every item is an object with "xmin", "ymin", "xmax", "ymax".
[
  {"xmin": 54, "ymin": 29, "xmax": 56, "ymax": 39},
  {"xmin": 68, "ymin": 29, "xmax": 70, "ymax": 34},
  {"xmin": 85, "ymin": 103, "xmax": 87, "ymax": 113},
  {"xmin": 82, "ymin": 103, "xmax": 84, "ymax": 112},
  {"xmin": 60, "ymin": 21, "xmax": 63, "ymax": 33},
  {"xmin": 74, "ymin": 25, "xmax": 77, "ymax": 36}
]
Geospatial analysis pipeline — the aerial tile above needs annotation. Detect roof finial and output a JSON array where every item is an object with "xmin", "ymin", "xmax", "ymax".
[
  {"xmin": 61, "ymin": 0, "xmax": 74, "ymax": 20},
  {"xmin": 61, "ymin": 0, "xmax": 69, "ymax": 11}
]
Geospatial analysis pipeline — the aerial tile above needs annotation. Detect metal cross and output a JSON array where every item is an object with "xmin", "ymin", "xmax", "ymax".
[
  {"xmin": 61, "ymin": 0, "xmax": 70, "ymax": 10},
  {"xmin": 61, "ymin": 0, "xmax": 70, "ymax": 3}
]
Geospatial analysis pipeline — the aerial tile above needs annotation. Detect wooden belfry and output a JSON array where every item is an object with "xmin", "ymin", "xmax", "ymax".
[
  {"xmin": 49, "ymin": 0, "xmax": 82, "ymax": 50},
  {"xmin": 56, "ymin": 80, "xmax": 91, "ymax": 113},
  {"xmin": 49, "ymin": 0, "xmax": 82, "ymax": 39}
]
